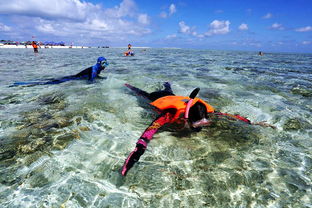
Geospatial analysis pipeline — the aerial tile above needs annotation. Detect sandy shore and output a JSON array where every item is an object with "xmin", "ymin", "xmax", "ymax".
[
  {"xmin": 0, "ymin": 45, "xmax": 151, "ymax": 49},
  {"xmin": 0, "ymin": 45, "xmax": 89, "ymax": 49}
]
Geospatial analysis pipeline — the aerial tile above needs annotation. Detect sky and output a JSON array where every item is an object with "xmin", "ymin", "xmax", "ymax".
[{"xmin": 0, "ymin": 0, "xmax": 311, "ymax": 53}]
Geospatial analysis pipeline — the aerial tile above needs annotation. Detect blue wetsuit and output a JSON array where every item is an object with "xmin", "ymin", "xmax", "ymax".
[
  {"xmin": 12, "ymin": 57, "xmax": 108, "ymax": 86},
  {"xmin": 43, "ymin": 63, "xmax": 105, "ymax": 84}
]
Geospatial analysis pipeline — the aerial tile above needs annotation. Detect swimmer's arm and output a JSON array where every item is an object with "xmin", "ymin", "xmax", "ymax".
[
  {"xmin": 96, "ymin": 69, "xmax": 106, "ymax": 79},
  {"xmin": 214, "ymin": 112, "xmax": 276, "ymax": 129},
  {"xmin": 88, "ymin": 66, "xmax": 98, "ymax": 83},
  {"xmin": 121, "ymin": 112, "xmax": 173, "ymax": 176}
]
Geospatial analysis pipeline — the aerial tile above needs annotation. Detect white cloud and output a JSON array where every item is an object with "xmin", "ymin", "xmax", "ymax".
[
  {"xmin": 295, "ymin": 26, "xmax": 312, "ymax": 32},
  {"xmin": 262, "ymin": 13, "xmax": 272, "ymax": 19},
  {"xmin": 178, "ymin": 19, "xmax": 230, "ymax": 38},
  {"xmin": 160, "ymin": 11, "xmax": 167, "ymax": 18},
  {"xmin": 302, "ymin": 41, "xmax": 311, "ymax": 45},
  {"xmin": 239, "ymin": 39, "xmax": 262, "ymax": 47},
  {"xmin": 196, "ymin": 34, "xmax": 205, "ymax": 38},
  {"xmin": 238, "ymin": 23, "xmax": 248, "ymax": 30},
  {"xmin": 179, "ymin": 21, "xmax": 191, "ymax": 34},
  {"xmin": 105, "ymin": 0, "xmax": 137, "ymax": 18},
  {"xmin": 138, "ymin": 14, "xmax": 150, "ymax": 25},
  {"xmin": 0, "ymin": 0, "xmax": 98, "ymax": 21},
  {"xmin": 270, "ymin": 23, "xmax": 284, "ymax": 30},
  {"xmin": 0, "ymin": 0, "xmax": 151, "ymax": 43},
  {"xmin": 169, "ymin": 4, "xmax": 176, "ymax": 15},
  {"xmin": 166, "ymin": 34, "xmax": 177, "ymax": 39},
  {"xmin": 90, "ymin": 19, "xmax": 109, "ymax": 30},
  {"xmin": 160, "ymin": 3, "xmax": 176, "ymax": 18},
  {"xmin": 206, "ymin": 20, "xmax": 230, "ymax": 35},
  {"xmin": 36, "ymin": 23, "xmax": 56, "ymax": 33},
  {"xmin": 0, "ymin": 22, "xmax": 11, "ymax": 31}
]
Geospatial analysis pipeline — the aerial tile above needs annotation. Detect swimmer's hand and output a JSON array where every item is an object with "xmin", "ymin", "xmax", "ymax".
[
  {"xmin": 96, "ymin": 75, "xmax": 106, "ymax": 79},
  {"xmin": 252, "ymin": 121, "xmax": 276, "ymax": 129},
  {"xmin": 121, "ymin": 143, "xmax": 146, "ymax": 176}
]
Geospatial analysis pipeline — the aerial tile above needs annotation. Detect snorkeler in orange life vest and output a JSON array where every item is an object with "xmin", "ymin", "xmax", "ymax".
[{"xmin": 121, "ymin": 82, "xmax": 275, "ymax": 176}]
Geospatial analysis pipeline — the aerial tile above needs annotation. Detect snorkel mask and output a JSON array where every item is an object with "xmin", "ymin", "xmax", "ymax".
[
  {"xmin": 185, "ymin": 88, "xmax": 211, "ymax": 130},
  {"xmin": 97, "ymin": 57, "xmax": 109, "ymax": 68},
  {"xmin": 100, "ymin": 59, "xmax": 109, "ymax": 67},
  {"xmin": 185, "ymin": 88, "xmax": 200, "ymax": 120}
]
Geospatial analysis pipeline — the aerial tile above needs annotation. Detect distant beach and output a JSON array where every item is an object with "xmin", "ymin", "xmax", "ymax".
[
  {"xmin": 0, "ymin": 44, "xmax": 89, "ymax": 49},
  {"xmin": 0, "ymin": 45, "xmax": 150, "ymax": 49}
]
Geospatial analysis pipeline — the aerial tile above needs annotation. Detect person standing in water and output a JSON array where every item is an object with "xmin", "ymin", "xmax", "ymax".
[
  {"xmin": 32, "ymin": 41, "xmax": 39, "ymax": 53},
  {"xmin": 124, "ymin": 43, "xmax": 134, "ymax": 56}
]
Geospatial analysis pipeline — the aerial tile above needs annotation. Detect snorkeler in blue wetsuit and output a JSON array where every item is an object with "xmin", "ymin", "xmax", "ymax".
[{"xmin": 12, "ymin": 56, "xmax": 109, "ymax": 86}]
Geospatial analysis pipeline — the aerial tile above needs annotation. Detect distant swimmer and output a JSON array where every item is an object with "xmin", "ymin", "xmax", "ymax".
[
  {"xmin": 11, "ymin": 56, "xmax": 109, "ymax": 86},
  {"xmin": 124, "ymin": 43, "xmax": 134, "ymax": 56},
  {"xmin": 124, "ymin": 50, "xmax": 134, "ymax": 56},
  {"xmin": 121, "ymin": 82, "xmax": 276, "ymax": 176},
  {"xmin": 258, "ymin": 51, "xmax": 264, "ymax": 56},
  {"xmin": 32, "ymin": 41, "xmax": 39, "ymax": 53}
]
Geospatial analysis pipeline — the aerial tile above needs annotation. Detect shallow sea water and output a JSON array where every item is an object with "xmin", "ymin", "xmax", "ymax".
[{"xmin": 0, "ymin": 48, "xmax": 311, "ymax": 208}]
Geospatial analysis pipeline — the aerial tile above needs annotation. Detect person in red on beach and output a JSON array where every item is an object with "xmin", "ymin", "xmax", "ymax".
[
  {"xmin": 32, "ymin": 41, "xmax": 39, "ymax": 53},
  {"xmin": 121, "ymin": 82, "xmax": 275, "ymax": 176}
]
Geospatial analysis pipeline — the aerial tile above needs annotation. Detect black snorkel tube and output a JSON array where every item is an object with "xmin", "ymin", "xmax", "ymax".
[
  {"xmin": 190, "ymin": 88, "xmax": 200, "ymax": 99},
  {"xmin": 184, "ymin": 87, "xmax": 200, "ymax": 119},
  {"xmin": 184, "ymin": 88, "xmax": 203, "ymax": 132}
]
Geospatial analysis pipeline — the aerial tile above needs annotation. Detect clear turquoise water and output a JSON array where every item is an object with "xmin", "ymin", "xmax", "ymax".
[{"xmin": 0, "ymin": 48, "xmax": 311, "ymax": 207}]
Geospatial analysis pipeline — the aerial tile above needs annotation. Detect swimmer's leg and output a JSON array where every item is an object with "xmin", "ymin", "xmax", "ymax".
[
  {"xmin": 10, "ymin": 81, "xmax": 43, "ymax": 86},
  {"xmin": 148, "ymin": 90, "xmax": 174, "ymax": 101},
  {"xmin": 125, "ymin": 83, "xmax": 175, "ymax": 101},
  {"xmin": 125, "ymin": 83, "xmax": 150, "ymax": 100},
  {"xmin": 11, "ymin": 76, "xmax": 81, "ymax": 86},
  {"xmin": 148, "ymin": 82, "xmax": 175, "ymax": 101},
  {"xmin": 43, "ymin": 76, "xmax": 80, "ymax": 85}
]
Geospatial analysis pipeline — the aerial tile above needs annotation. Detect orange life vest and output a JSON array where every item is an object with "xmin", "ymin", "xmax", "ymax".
[{"xmin": 150, "ymin": 96, "xmax": 214, "ymax": 123}]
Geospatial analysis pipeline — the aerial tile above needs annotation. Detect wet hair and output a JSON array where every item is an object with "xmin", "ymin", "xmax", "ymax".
[{"xmin": 188, "ymin": 102, "xmax": 207, "ymax": 123}]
